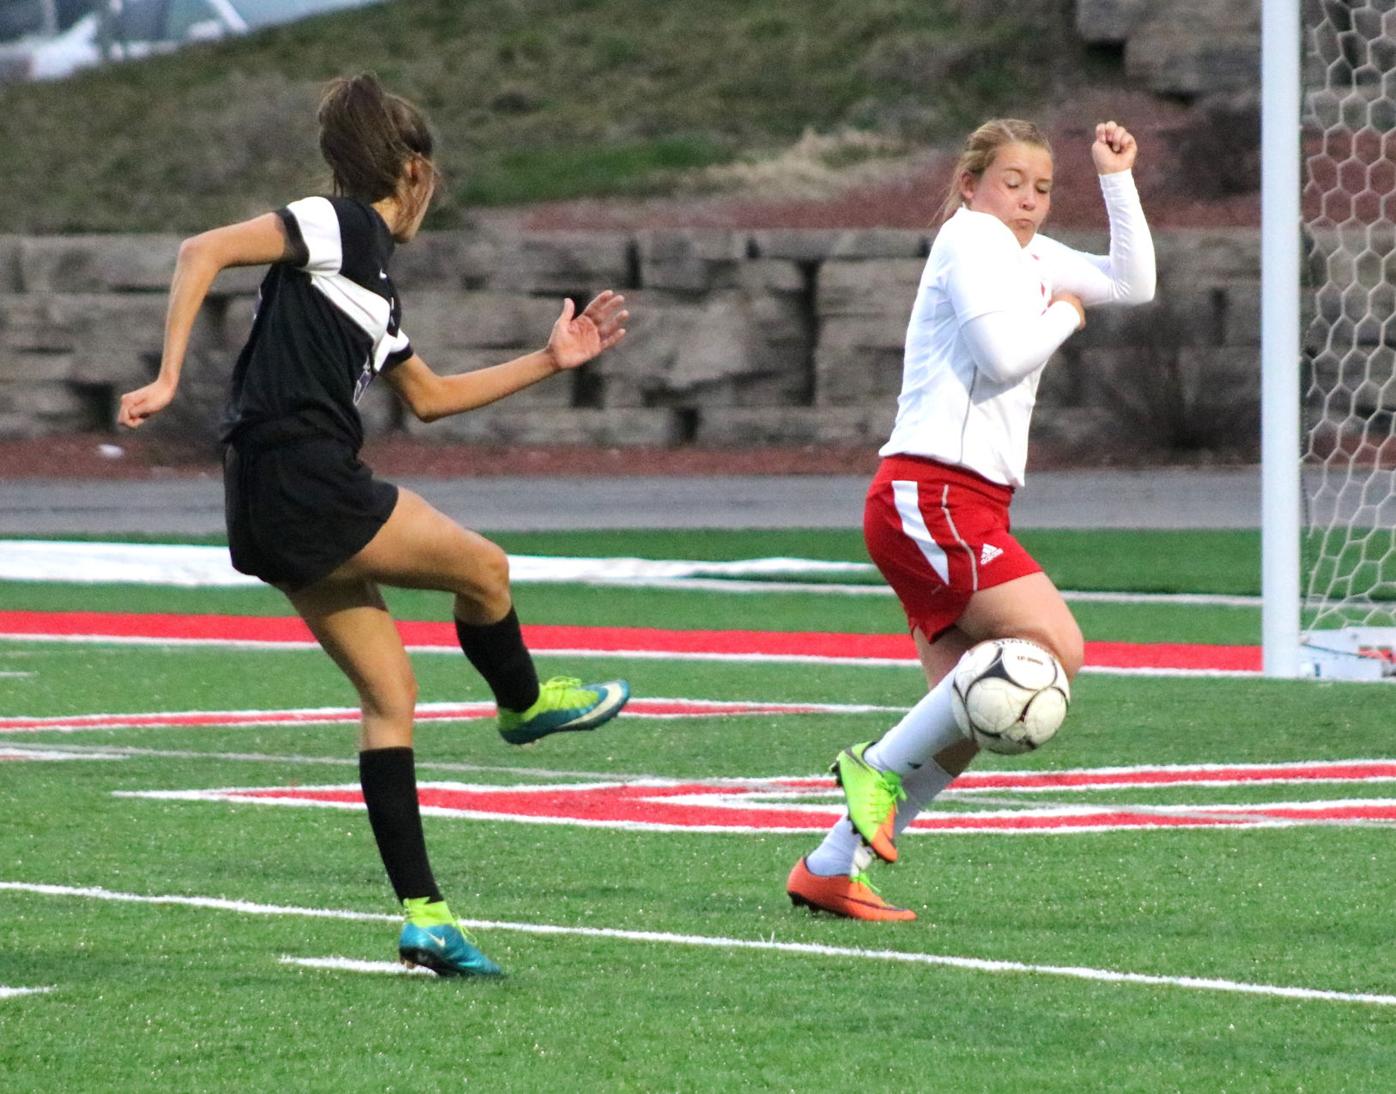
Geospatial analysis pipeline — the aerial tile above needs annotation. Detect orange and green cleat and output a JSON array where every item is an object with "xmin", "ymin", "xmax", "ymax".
[
  {"xmin": 830, "ymin": 741, "xmax": 906, "ymax": 863},
  {"xmin": 786, "ymin": 857, "xmax": 916, "ymax": 922}
]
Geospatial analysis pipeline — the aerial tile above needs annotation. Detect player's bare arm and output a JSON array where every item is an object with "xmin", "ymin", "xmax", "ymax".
[
  {"xmin": 387, "ymin": 290, "xmax": 629, "ymax": 421},
  {"xmin": 118, "ymin": 214, "xmax": 293, "ymax": 428}
]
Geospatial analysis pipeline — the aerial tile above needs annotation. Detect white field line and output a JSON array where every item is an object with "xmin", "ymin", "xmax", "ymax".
[
  {"xmin": 0, "ymin": 741, "xmax": 654, "ymax": 782},
  {"xmin": 659, "ymin": 584, "xmax": 1262, "ymax": 609},
  {"xmin": 9, "ymin": 738, "xmax": 1396, "ymax": 799},
  {"xmin": 0, "ymin": 633, "xmax": 1256, "ymax": 678},
  {"xmin": 9, "ymin": 744, "xmax": 1392, "ymax": 830},
  {"xmin": 112, "ymin": 784, "xmax": 1396, "ymax": 836},
  {"xmin": 0, "ymin": 739, "xmax": 1336, "ymax": 803},
  {"xmin": 515, "ymin": 648, "xmax": 1258, "ymax": 679},
  {"xmin": 0, "ymin": 540, "xmax": 1261, "ymax": 607},
  {"xmin": 0, "ymin": 985, "xmax": 54, "ymax": 1000},
  {"xmin": 0, "ymin": 578, "xmax": 1260, "ymax": 608},
  {"xmin": 0, "ymin": 747, "xmax": 127, "ymax": 762},
  {"xmin": 0, "ymin": 631, "xmax": 916, "ymax": 665},
  {"xmin": 281, "ymin": 956, "xmax": 433, "ymax": 977},
  {"xmin": 1066, "ymin": 665, "xmax": 1256, "ymax": 678},
  {"xmin": 955, "ymin": 793, "xmax": 1396, "ymax": 829},
  {"xmin": 0, "ymin": 696, "xmax": 901, "ymax": 735},
  {"xmin": 514, "ymin": 579, "xmax": 1262, "ymax": 608},
  {"xmin": 625, "ymin": 582, "xmax": 1263, "ymax": 608},
  {"xmin": 1, "ymin": 880, "xmax": 1391, "ymax": 1008},
  {"xmin": 0, "ymin": 541, "xmax": 871, "ymax": 587},
  {"xmin": 21, "ymin": 747, "xmax": 1384, "ymax": 831},
  {"xmin": 929, "ymin": 759, "xmax": 1396, "ymax": 794}
]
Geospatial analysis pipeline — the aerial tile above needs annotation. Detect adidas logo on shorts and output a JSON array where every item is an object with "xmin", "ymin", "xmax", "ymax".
[{"xmin": 980, "ymin": 543, "xmax": 1004, "ymax": 565}]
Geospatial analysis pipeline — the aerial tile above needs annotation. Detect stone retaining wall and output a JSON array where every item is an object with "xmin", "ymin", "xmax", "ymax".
[
  {"xmin": 1076, "ymin": 0, "xmax": 1260, "ymax": 99},
  {"xmin": 0, "ymin": 226, "xmax": 1262, "ymax": 458}
]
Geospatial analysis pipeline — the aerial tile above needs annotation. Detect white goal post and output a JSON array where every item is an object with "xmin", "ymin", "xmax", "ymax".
[
  {"xmin": 1262, "ymin": 0, "xmax": 1303, "ymax": 678},
  {"xmin": 1266, "ymin": 0, "xmax": 1396, "ymax": 680}
]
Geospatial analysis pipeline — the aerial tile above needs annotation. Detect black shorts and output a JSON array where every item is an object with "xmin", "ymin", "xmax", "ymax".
[{"xmin": 223, "ymin": 425, "xmax": 398, "ymax": 592}]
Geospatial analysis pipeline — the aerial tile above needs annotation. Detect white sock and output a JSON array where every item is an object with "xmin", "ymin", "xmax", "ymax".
[
  {"xmin": 864, "ymin": 673, "xmax": 965, "ymax": 776},
  {"xmin": 804, "ymin": 759, "xmax": 957, "ymax": 877},
  {"xmin": 894, "ymin": 759, "xmax": 955, "ymax": 836},
  {"xmin": 804, "ymin": 818, "xmax": 864, "ymax": 877}
]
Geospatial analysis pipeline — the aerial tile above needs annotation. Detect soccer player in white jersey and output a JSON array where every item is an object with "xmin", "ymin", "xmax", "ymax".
[
  {"xmin": 787, "ymin": 118, "xmax": 1156, "ymax": 920},
  {"xmin": 118, "ymin": 74, "xmax": 631, "ymax": 975}
]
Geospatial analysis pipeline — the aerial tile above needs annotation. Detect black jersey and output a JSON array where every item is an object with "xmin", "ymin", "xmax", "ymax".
[{"xmin": 220, "ymin": 195, "xmax": 414, "ymax": 450}]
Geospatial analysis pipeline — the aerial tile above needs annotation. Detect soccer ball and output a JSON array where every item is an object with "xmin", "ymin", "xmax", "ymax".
[{"xmin": 950, "ymin": 638, "xmax": 1070, "ymax": 755}]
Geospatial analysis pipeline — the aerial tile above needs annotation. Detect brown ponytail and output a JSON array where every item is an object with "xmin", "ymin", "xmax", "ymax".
[
  {"xmin": 317, "ymin": 73, "xmax": 438, "ymax": 218},
  {"xmin": 937, "ymin": 119, "xmax": 1052, "ymax": 224}
]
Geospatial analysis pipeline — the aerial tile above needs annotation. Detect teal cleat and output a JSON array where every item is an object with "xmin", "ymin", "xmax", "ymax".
[
  {"xmin": 498, "ymin": 676, "xmax": 630, "ymax": 745},
  {"xmin": 398, "ymin": 899, "xmax": 503, "ymax": 978}
]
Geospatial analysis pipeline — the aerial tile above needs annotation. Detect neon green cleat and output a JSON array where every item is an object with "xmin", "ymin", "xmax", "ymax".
[
  {"xmin": 498, "ymin": 676, "xmax": 630, "ymax": 745},
  {"xmin": 831, "ymin": 741, "xmax": 906, "ymax": 863},
  {"xmin": 398, "ymin": 898, "xmax": 503, "ymax": 978}
]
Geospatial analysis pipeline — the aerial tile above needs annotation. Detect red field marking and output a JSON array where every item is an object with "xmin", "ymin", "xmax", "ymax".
[
  {"xmin": 13, "ymin": 716, "xmax": 1396, "ymax": 797},
  {"xmin": 117, "ymin": 777, "xmax": 1396, "ymax": 834},
  {"xmin": 0, "ymin": 609, "xmax": 1262, "ymax": 673}
]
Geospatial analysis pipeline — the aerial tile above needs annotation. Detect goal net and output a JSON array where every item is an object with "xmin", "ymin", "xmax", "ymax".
[{"xmin": 1298, "ymin": 0, "xmax": 1396, "ymax": 678}]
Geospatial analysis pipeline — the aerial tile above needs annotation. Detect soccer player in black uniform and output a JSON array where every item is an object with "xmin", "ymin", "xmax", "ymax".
[{"xmin": 117, "ymin": 74, "xmax": 631, "ymax": 977}]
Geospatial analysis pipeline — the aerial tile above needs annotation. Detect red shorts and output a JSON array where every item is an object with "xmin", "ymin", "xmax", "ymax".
[{"xmin": 863, "ymin": 455, "xmax": 1042, "ymax": 640}]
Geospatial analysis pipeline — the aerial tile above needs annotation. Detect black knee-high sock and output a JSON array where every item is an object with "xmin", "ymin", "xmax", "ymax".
[
  {"xmin": 454, "ymin": 606, "xmax": 540, "ymax": 713},
  {"xmin": 358, "ymin": 747, "xmax": 443, "ymax": 904}
]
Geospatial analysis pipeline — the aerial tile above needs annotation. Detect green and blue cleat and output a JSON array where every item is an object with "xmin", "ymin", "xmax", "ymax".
[
  {"xmin": 498, "ymin": 675, "xmax": 630, "ymax": 745},
  {"xmin": 398, "ymin": 898, "xmax": 503, "ymax": 978}
]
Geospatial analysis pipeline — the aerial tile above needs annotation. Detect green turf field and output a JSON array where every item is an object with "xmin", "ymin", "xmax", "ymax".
[{"xmin": 1, "ymin": 530, "xmax": 1393, "ymax": 1091}]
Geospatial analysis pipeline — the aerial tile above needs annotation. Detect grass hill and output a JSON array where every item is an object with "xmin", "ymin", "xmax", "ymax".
[{"xmin": 0, "ymin": 0, "xmax": 1100, "ymax": 233}]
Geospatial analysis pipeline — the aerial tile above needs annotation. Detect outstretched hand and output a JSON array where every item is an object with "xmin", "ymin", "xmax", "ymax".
[
  {"xmin": 1091, "ymin": 120, "xmax": 1138, "ymax": 175},
  {"xmin": 117, "ymin": 378, "xmax": 177, "ymax": 428},
  {"xmin": 546, "ymin": 290, "xmax": 629, "ymax": 370}
]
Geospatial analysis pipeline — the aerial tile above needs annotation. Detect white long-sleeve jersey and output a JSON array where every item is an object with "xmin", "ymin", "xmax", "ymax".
[{"xmin": 879, "ymin": 169, "xmax": 1156, "ymax": 487}]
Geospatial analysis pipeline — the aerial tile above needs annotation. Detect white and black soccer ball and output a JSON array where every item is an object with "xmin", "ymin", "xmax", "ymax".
[{"xmin": 950, "ymin": 638, "xmax": 1070, "ymax": 755}]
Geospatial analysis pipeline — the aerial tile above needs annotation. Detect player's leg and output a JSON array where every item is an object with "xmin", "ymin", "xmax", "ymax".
[
  {"xmin": 327, "ymin": 486, "xmax": 628, "ymax": 744},
  {"xmin": 793, "ymin": 493, "xmax": 1081, "ymax": 918},
  {"xmin": 791, "ymin": 588, "xmax": 1072, "ymax": 918},
  {"xmin": 884, "ymin": 624, "xmax": 978, "ymax": 836},
  {"xmin": 955, "ymin": 570, "xmax": 1084, "ymax": 680},
  {"xmin": 287, "ymin": 576, "xmax": 501, "ymax": 977},
  {"xmin": 879, "ymin": 573, "xmax": 1082, "ymax": 773},
  {"xmin": 803, "ymin": 579, "xmax": 1078, "ymax": 912},
  {"xmin": 836, "ymin": 461, "xmax": 1080, "ymax": 850},
  {"xmin": 788, "ymin": 469, "xmax": 962, "ymax": 917},
  {"xmin": 847, "ymin": 572, "xmax": 1080, "ymax": 836},
  {"xmin": 800, "ymin": 626, "xmax": 971, "ymax": 884},
  {"xmin": 820, "ymin": 470, "xmax": 984, "ymax": 866},
  {"xmin": 851, "ymin": 626, "xmax": 973, "ymax": 800}
]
